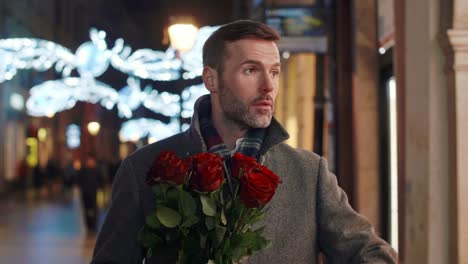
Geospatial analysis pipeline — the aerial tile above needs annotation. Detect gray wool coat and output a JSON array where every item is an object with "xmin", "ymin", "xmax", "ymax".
[{"xmin": 91, "ymin": 96, "xmax": 398, "ymax": 264}]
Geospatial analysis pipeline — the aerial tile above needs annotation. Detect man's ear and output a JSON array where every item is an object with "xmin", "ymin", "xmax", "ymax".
[{"xmin": 202, "ymin": 66, "xmax": 218, "ymax": 93}]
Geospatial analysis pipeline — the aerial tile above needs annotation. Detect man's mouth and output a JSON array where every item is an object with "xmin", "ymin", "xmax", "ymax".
[{"xmin": 253, "ymin": 100, "xmax": 273, "ymax": 111}]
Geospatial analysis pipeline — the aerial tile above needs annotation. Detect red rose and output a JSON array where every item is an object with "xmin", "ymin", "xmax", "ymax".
[
  {"xmin": 188, "ymin": 153, "xmax": 224, "ymax": 192},
  {"xmin": 232, "ymin": 152, "xmax": 258, "ymax": 178},
  {"xmin": 232, "ymin": 153, "xmax": 282, "ymax": 208},
  {"xmin": 146, "ymin": 150, "xmax": 190, "ymax": 186}
]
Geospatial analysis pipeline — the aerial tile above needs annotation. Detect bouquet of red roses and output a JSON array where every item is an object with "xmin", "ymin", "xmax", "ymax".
[{"xmin": 138, "ymin": 150, "xmax": 282, "ymax": 264}]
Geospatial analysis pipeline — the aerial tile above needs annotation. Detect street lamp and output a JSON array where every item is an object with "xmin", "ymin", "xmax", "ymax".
[
  {"xmin": 38, "ymin": 128, "xmax": 47, "ymax": 142},
  {"xmin": 168, "ymin": 16, "xmax": 198, "ymax": 53},
  {"xmin": 86, "ymin": 121, "xmax": 101, "ymax": 161},
  {"xmin": 167, "ymin": 16, "xmax": 199, "ymax": 132},
  {"xmin": 87, "ymin": 121, "xmax": 101, "ymax": 136}
]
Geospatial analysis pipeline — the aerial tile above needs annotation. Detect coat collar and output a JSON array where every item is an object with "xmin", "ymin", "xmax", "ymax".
[{"xmin": 187, "ymin": 95, "xmax": 290, "ymax": 155}]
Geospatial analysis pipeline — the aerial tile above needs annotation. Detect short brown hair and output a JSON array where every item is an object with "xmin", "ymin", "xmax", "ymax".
[{"xmin": 202, "ymin": 20, "xmax": 280, "ymax": 74}]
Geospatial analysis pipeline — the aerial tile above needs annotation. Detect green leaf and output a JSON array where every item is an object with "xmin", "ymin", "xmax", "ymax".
[
  {"xmin": 138, "ymin": 227, "xmax": 163, "ymax": 249},
  {"xmin": 205, "ymin": 216, "xmax": 215, "ymax": 230},
  {"xmin": 156, "ymin": 205, "xmax": 182, "ymax": 228},
  {"xmin": 232, "ymin": 184, "xmax": 240, "ymax": 201},
  {"xmin": 180, "ymin": 190, "xmax": 197, "ymax": 217},
  {"xmin": 200, "ymin": 232, "xmax": 208, "ymax": 249},
  {"xmin": 200, "ymin": 195, "xmax": 217, "ymax": 216},
  {"xmin": 226, "ymin": 200, "xmax": 232, "ymax": 210},
  {"xmin": 166, "ymin": 188, "xmax": 179, "ymax": 208},
  {"xmin": 145, "ymin": 211, "xmax": 161, "ymax": 229},
  {"xmin": 253, "ymin": 226, "xmax": 266, "ymax": 234},
  {"xmin": 177, "ymin": 249, "xmax": 188, "ymax": 264},
  {"xmin": 181, "ymin": 215, "xmax": 199, "ymax": 228},
  {"xmin": 216, "ymin": 189, "xmax": 225, "ymax": 206},
  {"xmin": 239, "ymin": 231, "xmax": 271, "ymax": 251},
  {"xmin": 246, "ymin": 210, "xmax": 266, "ymax": 224},
  {"xmin": 224, "ymin": 231, "xmax": 271, "ymax": 261},
  {"xmin": 220, "ymin": 209, "xmax": 227, "ymax": 226},
  {"xmin": 153, "ymin": 183, "xmax": 170, "ymax": 197},
  {"xmin": 222, "ymin": 238, "xmax": 231, "ymax": 256},
  {"xmin": 152, "ymin": 185, "xmax": 161, "ymax": 195},
  {"xmin": 165, "ymin": 228, "xmax": 181, "ymax": 245},
  {"xmin": 215, "ymin": 225, "xmax": 227, "ymax": 246},
  {"xmin": 230, "ymin": 245, "xmax": 249, "ymax": 262}
]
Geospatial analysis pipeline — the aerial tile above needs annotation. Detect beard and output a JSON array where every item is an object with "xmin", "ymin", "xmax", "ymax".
[{"xmin": 218, "ymin": 81, "xmax": 274, "ymax": 129}]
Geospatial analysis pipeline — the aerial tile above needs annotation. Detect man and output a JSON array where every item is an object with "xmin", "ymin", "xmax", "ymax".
[
  {"xmin": 79, "ymin": 154, "xmax": 102, "ymax": 234},
  {"xmin": 91, "ymin": 20, "xmax": 398, "ymax": 263}
]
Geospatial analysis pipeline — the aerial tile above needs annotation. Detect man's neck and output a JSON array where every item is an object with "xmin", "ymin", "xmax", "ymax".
[{"xmin": 211, "ymin": 111, "xmax": 248, "ymax": 151}]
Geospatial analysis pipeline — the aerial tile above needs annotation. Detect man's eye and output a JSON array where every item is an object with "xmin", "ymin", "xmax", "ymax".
[{"xmin": 244, "ymin": 68, "xmax": 256, "ymax": 74}]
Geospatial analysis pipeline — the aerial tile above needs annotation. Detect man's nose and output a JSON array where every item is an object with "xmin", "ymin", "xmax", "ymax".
[{"xmin": 261, "ymin": 72, "xmax": 275, "ymax": 93}]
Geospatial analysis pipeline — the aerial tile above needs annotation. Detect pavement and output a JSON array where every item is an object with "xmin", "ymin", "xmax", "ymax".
[{"xmin": 0, "ymin": 187, "xmax": 108, "ymax": 264}]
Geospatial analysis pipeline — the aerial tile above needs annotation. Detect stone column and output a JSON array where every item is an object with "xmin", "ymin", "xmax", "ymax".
[
  {"xmin": 0, "ymin": 3, "xmax": 7, "ymax": 193},
  {"xmin": 448, "ymin": 28, "xmax": 468, "ymax": 264},
  {"xmin": 0, "ymin": 86, "xmax": 6, "ymax": 194},
  {"xmin": 395, "ymin": 0, "xmax": 451, "ymax": 262},
  {"xmin": 352, "ymin": 0, "xmax": 381, "ymax": 232}
]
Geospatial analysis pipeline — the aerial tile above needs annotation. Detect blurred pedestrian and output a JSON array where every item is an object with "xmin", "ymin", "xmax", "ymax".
[
  {"xmin": 32, "ymin": 162, "xmax": 47, "ymax": 198},
  {"xmin": 78, "ymin": 154, "xmax": 102, "ymax": 234}
]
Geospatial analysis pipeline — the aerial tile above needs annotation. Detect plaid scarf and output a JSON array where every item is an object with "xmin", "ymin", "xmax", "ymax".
[
  {"xmin": 198, "ymin": 99, "xmax": 265, "ymax": 161},
  {"xmin": 198, "ymin": 99, "xmax": 265, "ymax": 195},
  {"xmin": 198, "ymin": 97, "xmax": 266, "ymax": 194}
]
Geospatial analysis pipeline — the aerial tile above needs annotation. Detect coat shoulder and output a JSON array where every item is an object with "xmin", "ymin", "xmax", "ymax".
[
  {"xmin": 267, "ymin": 142, "xmax": 322, "ymax": 169},
  {"xmin": 130, "ymin": 131, "xmax": 198, "ymax": 159}
]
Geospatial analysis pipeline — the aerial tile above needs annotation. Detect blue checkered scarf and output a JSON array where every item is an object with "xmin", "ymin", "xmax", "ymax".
[
  {"xmin": 198, "ymin": 100, "xmax": 265, "ymax": 162},
  {"xmin": 197, "ymin": 98, "xmax": 266, "ymax": 194}
]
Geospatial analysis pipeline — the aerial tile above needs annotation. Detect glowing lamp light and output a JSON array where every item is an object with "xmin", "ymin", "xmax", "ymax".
[
  {"xmin": 87, "ymin": 121, "xmax": 101, "ymax": 136},
  {"xmin": 148, "ymin": 136, "xmax": 157, "ymax": 144},
  {"xmin": 9, "ymin": 93, "xmax": 24, "ymax": 111},
  {"xmin": 168, "ymin": 23, "xmax": 198, "ymax": 52},
  {"xmin": 38, "ymin": 128, "xmax": 47, "ymax": 142},
  {"xmin": 26, "ymin": 137, "xmax": 38, "ymax": 167}
]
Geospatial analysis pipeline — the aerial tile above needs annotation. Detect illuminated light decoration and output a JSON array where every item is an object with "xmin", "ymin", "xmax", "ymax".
[
  {"xmin": 66, "ymin": 124, "xmax": 81, "ymax": 149},
  {"xmin": 142, "ymin": 90, "xmax": 181, "ymax": 118},
  {"xmin": 116, "ymin": 77, "xmax": 182, "ymax": 118},
  {"xmin": 119, "ymin": 118, "xmax": 180, "ymax": 143},
  {"xmin": 0, "ymin": 27, "xmax": 217, "ymax": 117},
  {"xmin": 0, "ymin": 37, "xmax": 76, "ymax": 81},
  {"xmin": 111, "ymin": 45, "xmax": 183, "ymax": 81},
  {"xmin": 0, "ymin": 49, "xmax": 15, "ymax": 82},
  {"xmin": 26, "ymin": 77, "xmax": 119, "ymax": 117},
  {"xmin": 9, "ymin": 92, "xmax": 24, "ymax": 111},
  {"xmin": 0, "ymin": 26, "xmax": 218, "ymax": 142},
  {"xmin": 181, "ymin": 83, "xmax": 209, "ymax": 118},
  {"xmin": 180, "ymin": 26, "xmax": 220, "ymax": 76}
]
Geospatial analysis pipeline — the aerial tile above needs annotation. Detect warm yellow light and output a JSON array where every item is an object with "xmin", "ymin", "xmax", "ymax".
[
  {"xmin": 87, "ymin": 121, "xmax": 101, "ymax": 136},
  {"xmin": 26, "ymin": 137, "xmax": 38, "ymax": 167},
  {"xmin": 38, "ymin": 128, "xmax": 47, "ymax": 142},
  {"xmin": 46, "ymin": 111, "xmax": 55, "ymax": 118},
  {"xmin": 130, "ymin": 134, "xmax": 140, "ymax": 142},
  {"xmin": 168, "ymin": 24, "xmax": 198, "ymax": 52},
  {"xmin": 148, "ymin": 136, "xmax": 157, "ymax": 144}
]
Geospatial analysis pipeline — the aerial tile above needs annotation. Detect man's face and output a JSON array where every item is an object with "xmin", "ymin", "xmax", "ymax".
[{"xmin": 216, "ymin": 38, "xmax": 281, "ymax": 129}]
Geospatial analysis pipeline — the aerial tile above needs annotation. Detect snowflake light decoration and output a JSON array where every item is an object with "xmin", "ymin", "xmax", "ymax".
[{"xmin": 0, "ymin": 26, "xmax": 219, "ymax": 142}]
